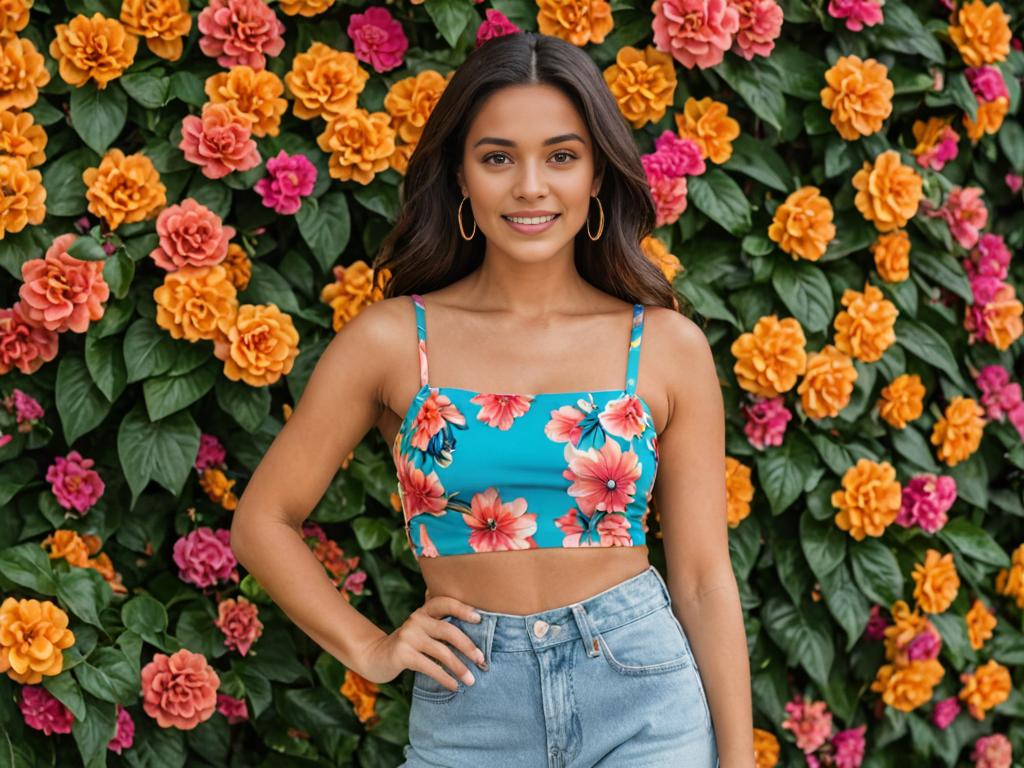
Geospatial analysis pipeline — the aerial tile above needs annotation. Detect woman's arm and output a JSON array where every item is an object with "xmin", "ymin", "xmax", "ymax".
[{"xmin": 650, "ymin": 309, "xmax": 755, "ymax": 768}]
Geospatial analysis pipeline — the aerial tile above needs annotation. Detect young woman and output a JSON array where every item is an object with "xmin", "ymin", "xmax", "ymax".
[{"xmin": 231, "ymin": 31, "xmax": 753, "ymax": 768}]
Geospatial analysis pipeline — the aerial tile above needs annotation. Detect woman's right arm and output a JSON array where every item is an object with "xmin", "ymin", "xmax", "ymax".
[{"xmin": 229, "ymin": 299, "xmax": 485, "ymax": 688}]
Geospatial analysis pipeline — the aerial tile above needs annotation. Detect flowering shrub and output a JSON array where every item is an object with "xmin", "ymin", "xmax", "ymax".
[{"xmin": 0, "ymin": 0, "xmax": 1021, "ymax": 764}]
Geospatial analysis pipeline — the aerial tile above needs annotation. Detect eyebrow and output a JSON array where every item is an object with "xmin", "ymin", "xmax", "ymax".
[{"xmin": 472, "ymin": 133, "xmax": 586, "ymax": 149}]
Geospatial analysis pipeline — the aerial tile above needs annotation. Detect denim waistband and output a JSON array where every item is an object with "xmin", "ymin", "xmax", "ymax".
[{"xmin": 463, "ymin": 564, "xmax": 672, "ymax": 656}]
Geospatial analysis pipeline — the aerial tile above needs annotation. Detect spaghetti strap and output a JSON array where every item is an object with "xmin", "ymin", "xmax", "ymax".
[
  {"xmin": 410, "ymin": 294, "xmax": 429, "ymax": 387},
  {"xmin": 625, "ymin": 303, "xmax": 645, "ymax": 395}
]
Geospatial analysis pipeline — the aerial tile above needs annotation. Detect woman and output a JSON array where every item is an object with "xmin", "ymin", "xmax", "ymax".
[{"xmin": 230, "ymin": 31, "xmax": 753, "ymax": 768}]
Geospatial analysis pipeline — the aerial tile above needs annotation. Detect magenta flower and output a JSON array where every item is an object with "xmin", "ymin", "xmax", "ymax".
[
  {"xmin": 19, "ymin": 685, "xmax": 74, "ymax": 735},
  {"xmin": 476, "ymin": 9, "xmax": 521, "ymax": 46},
  {"xmin": 344, "ymin": 569, "xmax": 367, "ymax": 594},
  {"xmin": 827, "ymin": 0, "xmax": 883, "ymax": 31},
  {"xmin": 965, "ymin": 233, "xmax": 1012, "ymax": 282},
  {"xmin": 741, "ymin": 395, "xmax": 792, "ymax": 449},
  {"xmin": 253, "ymin": 150, "xmax": 317, "ymax": 215},
  {"xmin": 915, "ymin": 124, "xmax": 959, "ymax": 172},
  {"xmin": 730, "ymin": 0, "xmax": 783, "ymax": 59},
  {"xmin": 906, "ymin": 627, "xmax": 942, "ymax": 660},
  {"xmin": 347, "ymin": 7, "xmax": 408, "ymax": 73},
  {"xmin": 46, "ymin": 450, "xmax": 105, "ymax": 515},
  {"xmin": 896, "ymin": 474, "xmax": 957, "ymax": 533},
  {"xmin": 195, "ymin": 433, "xmax": 227, "ymax": 472},
  {"xmin": 107, "ymin": 704, "xmax": 135, "ymax": 754},
  {"xmin": 931, "ymin": 696, "xmax": 961, "ymax": 728},
  {"xmin": 11, "ymin": 388, "xmax": 44, "ymax": 424},
  {"xmin": 924, "ymin": 185, "xmax": 988, "ymax": 249},
  {"xmin": 302, "ymin": 520, "xmax": 328, "ymax": 543},
  {"xmin": 831, "ymin": 724, "xmax": 867, "ymax": 768},
  {"xmin": 197, "ymin": 0, "xmax": 285, "ymax": 70},
  {"xmin": 966, "ymin": 66, "xmax": 1008, "ymax": 103},
  {"xmin": 974, "ymin": 364, "xmax": 1022, "ymax": 421},
  {"xmin": 652, "ymin": 0, "xmax": 740, "ymax": 69},
  {"xmin": 216, "ymin": 693, "xmax": 249, "ymax": 724},
  {"xmin": 1006, "ymin": 173, "xmax": 1023, "ymax": 193},
  {"xmin": 642, "ymin": 130, "xmax": 706, "ymax": 178},
  {"xmin": 864, "ymin": 604, "xmax": 889, "ymax": 641},
  {"xmin": 172, "ymin": 527, "xmax": 238, "ymax": 588}
]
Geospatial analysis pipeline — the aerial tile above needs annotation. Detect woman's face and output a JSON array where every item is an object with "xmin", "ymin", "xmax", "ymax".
[{"xmin": 456, "ymin": 83, "xmax": 602, "ymax": 260}]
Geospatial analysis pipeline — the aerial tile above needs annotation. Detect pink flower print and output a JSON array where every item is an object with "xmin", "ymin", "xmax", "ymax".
[
  {"xmin": 396, "ymin": 454, "xmax": 448, "ymax": 519},
  {"xmin": 417, "ymin": 522, "xmax": 439, "ymax": 557},
  {"xmin": 463, "ymin": 487, "xmax": 537, "ymax": 552},
  {"xmin": 545, "ymin": 404, "xmax": 587, "ymax": 445},
  {"xmin": 599, "ymin": 394, "xmax": 649, "ymax": 440},
  {"xmin": 408, "ymin": 390, "xmax": 466, "ymax": 451},
  {"xmin": 562, "ymin": 438, "xmax": 642, "ymax": 515},
  {"xmin": 555, "ymin": 508, "xmax": 633, "ymax": 547},
  {"xmin": 470, "ymin": 393, "xmax": 533, "ymax": 430}
]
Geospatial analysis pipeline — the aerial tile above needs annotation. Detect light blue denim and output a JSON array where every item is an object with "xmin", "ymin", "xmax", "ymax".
[{"xmin": 400, "ymin": 565, "xmax": 720, "ymax": 767}]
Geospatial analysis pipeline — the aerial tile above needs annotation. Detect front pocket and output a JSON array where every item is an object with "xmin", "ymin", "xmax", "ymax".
[
  {"xmin": 596, "ymin": 606, "xmax": 692, "ymax": 676},
  {"xmin": 411, "ymin": 669, "xmax": 463, "ymax": 703}
]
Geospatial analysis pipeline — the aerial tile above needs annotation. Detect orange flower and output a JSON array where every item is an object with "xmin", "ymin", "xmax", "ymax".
[
  {"xmin": 853, "ymin": 150, "xmax": 923, "ymax": 232},
  {"xmin": 213, "ymin": 303, "xmax": 300, "ymax": 387},
  {"xmin": 205, "ymin": 66, "xmax": 287, "ymax": 138},
  {"xmin": 730, "ymin": 315, "xmax": 808, "ymax": 397},
  {"xmin": 340, "ymin": 668, "xmax": 380, "ymax": 725},
  {"xmin": 911, "ymin": 116, "xmax": 956, "ymax": 161},
  {"xmin": 820, "ymin": 55, "xmax": 894, "ymax": 141},
  {"xmin": 41, "ymin": 529, "xmax": 91, "ymax": 567},
  {"xmin": 285, "ymin": 42, "xmax": 369, "ymax": 121},
  {"xmin": 153, "ymin": 264, "xmax": 238, "ymax": 342},
  {"xmin": 537, "ymin": 0, "xmax": 613, "ymax": 46},
  {"xmin": 0, "ymin": 37, "xmax": 50, "ymax": 110},
  {"xmin": 971, "ymin": 281, "xmax": 1023, "ymax": 351},
  {"xmin": 958, "ymin": 659, "xmax": 1011, "ymax": 719},
  {"xmin": 871, "ymin": 230, "xmax": 910, "ymax": 283},
  {"xmin": 963, "ymin": 97, "xmax": 1008, "ymax": 143},
  {"xmin": 911, "ymin": 549, "xmax": 960, "ymax": 614},
  {"xmin": 753, "ymin": 728, "xmax": 780, "ymax": 768},
  {"xmin": 674, "ymin": 96, "xmax": 740, "ymax": 164},
  {"xmin": 222, "ymin": 242, "xmax": 252, "ymax": 291},
  {"xmin": 870, "ymin": 658, "xmax": 945, "ymax": 712},
  {"xmin": 279, "ymin": 0, "xmax": 334, "ymax": 16},
  {"xmin": 49, "ymin": 13, "xmax": 138, "ymax": 89},
  {"xmin": 89, "ymin": 551, "xmax": 127, "ymax": 594},
  {"xmin": 797, "ymin": 344, "xmax": 857, "ymax": 420},
  {"xmin": 0, "ymin": 597, "xmax": 76, "ymax": 684},
  {"xmin": 884, "ymin": 600, "xmax": 935, "ymax": 665},
  {"xmin": 604, "ymin": 45, "xmax": 677, "ymax": 129},
  {"xmin": 384, "ymin": 69, "xmax": 450, "ymax": 145},
  {"xmin": 200, "ymin": 467, "xmax": 238, "ymax": 510},
  {"xmin": 0, "ymin": 0, "xmax": 29, "ymax": 38},
  {"xmin": 82, "ymin": 148, "xmax": 167, "ymax": 231},
  {"xmin": 119, "ymin": 0, "xmax": 191, "ymax": 61},
  {"xmin": 831, "ymin": 458, "xmax": 901, "ymax": 541},
  {"xmin": 833, "ymin": 281, "xmax": 898, "ymax": 362},
  {"xmin": 320, "ymin": 259, "xmax": 390, "ymax": 332},
  {"xmin": 994, "ymin": 543, "xmax": 1024, "ymax": 609},
  {"xmin": 767, "ymin": 185, "xmax": 835, "ymax": 261},
  {"xmin": 948, "ymin": 0, "xmax": 1011, "ymax": 67},
  {"xmin": 641, "ymin": 234, "xmax": 682, "ymax": 283},
  {"xmin": 965, "ymin": 598, "xmax": 996, "ymax": 651},
  {"xmin": 930, "ymin": 396, "xmax": 985, "ymax": 467},
  {"xmin": 0, "ymin": 110, "xmax": 46, "ymax": 168},
  {"xmin": 316, "ymin": 107, "xmax": 396, "ymax": 185},
  {"xmin": 725, "ymin": 456, "xmax": 754, "ymax": 528},
  {"xmin": 0, "ymin": 155, "xmax": 44, "ymax": 237},
  {"xmin": 389, "ymin": 142, "xmax": 416, "ymax": 176},
  {"xmin": 877, "ymin": 373, "xmax": 925, "ymax": 429}
]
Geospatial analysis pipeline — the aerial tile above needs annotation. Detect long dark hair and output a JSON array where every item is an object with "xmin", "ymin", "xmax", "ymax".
[{"xmin": 373, "ymin": 31, "xmax": 677, "ymax": 310}]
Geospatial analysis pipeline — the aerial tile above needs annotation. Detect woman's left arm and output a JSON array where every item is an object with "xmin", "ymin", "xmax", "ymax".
[{"xmin": 649, "ymin": 309, "xmax": 755, "ymax": 768}]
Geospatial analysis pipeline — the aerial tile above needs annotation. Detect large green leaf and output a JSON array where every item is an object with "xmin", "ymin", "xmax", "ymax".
[
  {"xmin": 117, "ymin": 402, "xmax": 201, "ymax": 507},
  {"xmin": 69, "ymin": 82, "xmax": 128, "ymax": 154},
  {"xmin": 56, "ymin": 355, "xmax": 113, "ymax": 446},
  {"xmin": 687, "ymin": 169, "xmax": 752, "ymax": 236},
  {"xmin": 0, "ymin": 542, "xmax": 57, "ymax": 595},
  {"xmin": 849, "ymin": 538, "xmax": 905, "ymax": 606},
  {"xmin": 57, "ymin": 567, "xmax": 112, "ymax": 629},
  {"xmin": 723, "ymin": 135, "xmax": 793, "ymax": 193},
  {"xmin": 295, "ymin": 190, "xmax": 352, "ymax": 272},
  {"xmin": 894, "ymin": 317, "xmax": 968, "ymax": 390},
  {"xmin": 771, "ymin": 258, "xmax": 835, "ymax": 333},
  {"xmin": 938, "ymin": 517, "xmax": 1010, "ymax": 568},
  {"xmin": 755, "ymin": 432, "xmax": 819, "ymax": 515},
  {"xmin": 762, "ymin": 596, "xmax": 834, "ymax": 688}
]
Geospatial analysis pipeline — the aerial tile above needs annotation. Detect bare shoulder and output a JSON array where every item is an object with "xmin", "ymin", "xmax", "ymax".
[{"xmin": 641, "ymin": 305, "xmax": 719, "ymax": 419}]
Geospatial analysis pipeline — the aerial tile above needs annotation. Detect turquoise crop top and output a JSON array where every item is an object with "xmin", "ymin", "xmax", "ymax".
[{"xmin": 392, "ymin": 294, "xmax": 660, "ymax": 559}]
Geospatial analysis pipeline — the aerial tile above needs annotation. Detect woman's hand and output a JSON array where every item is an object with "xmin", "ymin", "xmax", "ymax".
[{"xmin": 354, "ymin": 595, "xmax": 488, "ymax": 690}]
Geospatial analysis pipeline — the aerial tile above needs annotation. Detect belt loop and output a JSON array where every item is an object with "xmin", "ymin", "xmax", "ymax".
[
  {"xmin": 571, "ymin": 603, "xmax": 601, "ymax": 658},
  {"xmin": 483, "ymin": 614, "xmax": 496, "ymax": 666},
  {"xmin": 650, "ymin": 564, "xmax": 671, "ymax": 603}
]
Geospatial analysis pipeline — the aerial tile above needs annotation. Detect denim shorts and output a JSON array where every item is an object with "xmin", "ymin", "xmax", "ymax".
[{"xmin": 400, "ymin": 564, "xmax": 719, "ymax": 768}]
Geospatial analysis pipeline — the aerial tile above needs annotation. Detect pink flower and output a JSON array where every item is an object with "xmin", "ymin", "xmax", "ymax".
[
  {"xmin": 253, "ymin": 150, "xmax": 317, "ymax": 215},
  {"xmin": 925, "ymin": 185, "xmax": 988, "ymax": 249},
  {"xmin": 965, "ymin": 277, "xmax": 1020, "ymax": 347},
  {"xmin": 180, "ymin": 103, "xmax": 261, "ymax": 180},
  {"xmin": 832, "ymin": 724, "xmax": 867, "ymax": 768},
  {"xmin": 864, "ymin": 604, "xmax": 889, "ymax": 641},
  {"xmin": 347, "ymin": 7, "xmax": 408, "ymax": 74},
  {"xmin": 216, "ymin": 693, "xmax": 249, "ymax": 724},
  {"xmin": 730, "ymin": 0, "xmax": 783, "ymax": 59},
  {"xmin": 17, "ymin": 233, "xmax": 110, "ymax": 333},
  {"xmin": 469, "ymin": 393, "xmax": 534, "ymax": 431},
  {"xmin": 107, "ymin": 704, "xmax": 135, "ymax": 753},
  {"xmin": 599, "ymin": 394, "xmax": 649, "ymax": 441},
  {"xmin": 198, "ymin": 0, "xmax": 285, "ymax": 70},
  {"xmin": 649, "ymin": 174, "xmax": 689, "ymax": 227},
  {"xmin": 971, "ymin": 733, "xmax": 1012, "ymax": 768},
  {"xmin": 195, "ymin": 433, "xmax": 227, "ymax": 471},
  {"xmin": 0, "ymin": 432, "xmax": 10, "ymax": 449},
  {"xmin": 19, "ymin": 685, "xmax": 73, "ymax": 735},
  {"xmin": 172, "ymin": 527, "xmax": 238, "ymax": 588},
  {"xmin": 965, "ymin": 233, "xmax": 1012, "ymax": 281},
  {"xmin": 12, "ymin": 389, "xmax": 44, "ymax": 424},
  {"xmin": 896, "ymin": 474, "xmax": 957, "ymax": 533},
  {"xmin": 150, "ymin": 198, "xmax": 236, "ymax": 272},
  {"xmin": 1006, "ymin": 173, "xmax": 1023, "ymax": 193},
  {"xmin": 1009, "ymin": 404, "xmax": 1024, "ymax": 441},
  {"xmin": 652, "ymin": 0, "xmax": 740, "ymax": 69},
  {"xmin": 781, "ymin": 694, "xmax": 833, "ymax": 753},
  {"xmin": 742, "ymin": 395, "xmax": 792, "ymax": 449},
  {"xmin": 966, "ymin": 66, "xmax": 1008, "ymax": 103},
  {"xmin": 0, "ymin": 304, "xmax": 59, "ymax": 375},
  {"xmin": 915, "ymin": 124, "xmax": 959, "ymax": 171},
  {"xmin": 463, "ymin": 486, "xmax": 538, "ymax": 552},
  {"xmin": 554, "ymin": 507, "xmax": 633, "ymax": 547},
  {"xmin": 46, "ymin": 450, "xmax": 105, "ymax": 515},
  {"xmin": 141, "ymin": 648, "xmax": 220, "ymax": 730},
  {"xmin": 563, "ymin": 438, "xmax": 642, "ymax": 515},
  {"xmin": 974, "ymin": 364, "xmax": 1022, "ymax": 420},
  {"xmin": 476, "ymin": 9, "xmax": 520, "ymax": 46},
  {"xmin": 302, "ymin": 520, "xmax": 328, "ymax": 543},
  {"xmin": 343, "ymin": 569, "xmax": 367, "ymax": 594},
  {"xmin": 395, "ymin": 454, "xmax": 448, "ymax": 519},
  {"xmin": 906, "ymin": 627, "xmax": 942, "ymax": 660},
  {"xmin": 931, "ymin": 696, "xmax": 961, "ymax": 728},
  {"xmin": 642, "ymin": 130, "xmax": 706, "ymax": 178},
  {"xmin": 214, "ymin": 596, "xmax": 264, "ymax": 656},
  {"xmin": 827, "ymin": 0, "xmax": 883, "ymax": 31}
]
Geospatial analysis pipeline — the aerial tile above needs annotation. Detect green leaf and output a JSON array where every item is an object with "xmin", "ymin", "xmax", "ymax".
[
  {"xmin": 123, "ymin": 595, "xmax": 169, "ymax": 648},
  {"xmin": 0, "ymin": 542, "xmax": 57, "ymax": 595},
  {"xmin": 715, "ymin": 56, "xmax": 787, "ymax": 130},
  {"xmin": 73, "ymin": 647, "xmax": 137, "ymax": 703},
  {"xmin": 911, "ymin": 244, "xmax": 972, "ymax": 303},
  {"xmin": 767, "ymin": 42, "xmax": 827, "ymax": 101},
  {"xmin": 69, "ymin": 83, "xmax": 128, "ymax": 154},
  {"xmin": 42, "ymin": 148, "xmax": 97, "ymax": 217},
  {"xmin": 72, "ymin": 694, "xmax": 118, "ymax": 768},
  {"xmin": 894, "ymin": 317, "xmax": 968, "ymax": 390},
  {"xmin": 102, "ymin": 249, "xmax": 135, "ymax": 299},
  {"xmin": 143, "ymin": 358, "xmax": 219, "ymax": 421},
  {"xmin": 723, "ymin": 135, "xmax": 793, "ymax": 193},
  {"xmin": 937, "ymin": 518, "xmax": 1010, "ymax": 567},
  {"xmin": 876, "ymin": 0, "xmax": 945, "ymax": 64},
  {"xmin": 120, "ymin": 69, "xmax": 170, "ymax": 109},
  {"xmin": 43, "ymin": 672, "xmax": 87, "ymax": 720},
  {"xmin": 890, "ymin": 424, "xmax": 941, "ymax": 472},
  {"xmin": 239, "ymin": 261, "xmax": 300, "ymax": 314},
  {"xmin": 123, "ymin": 319, "xmax": 181, "ymax": 383},
  {"xmin": 57, "ymin": 567, "xmax": 112, "ymax": 629},
  {"xmin": 353, "ymin": 517, "xmax": 391, "ymax": 550},
  {"xmin": 295, "ymin": 191, "xmax": 352, "ymax": 272},
  {"xmin": 755, "ymin": 432, "xmax": 818, "ymax": 515},
  {"xmin": 849, "ymin": 538, "xmax": 905, "ymax": 606},
  {"xmin": 215, "ymin": 377, "xmax": 271, "ymax": 432},
  {"xmin": 818, "ymin": 560, "xmax": 871, "ymax": 652},
  {"xmin": 771, "ymin": 258, "xmax": 835, "ymax": 333},
  {"xmin": 997, "ymin": 119, "xmax": 1024, "ymax": 171},
  {"xmin": 800, "ymin": 509, "xmax": 848, "ymax": 579},
  {"xmin": 947, "ymin": 453, "xmax": 989, "ymax": 510},
  {"xmin": 84, "ymin": 331, "xmax": 127, "ymax": 403},
  {"xmin": 929, "ymin": 611, "xmax": 976, "ymax": 669},
  {"xmin": 762, "ymin": 596, "xmax": 834, "ymax": 688},
  {"xmin": 56, "ymin": 356, "xmax": 113, "ymax": 445},
  {"xmin": 687, "ymin": 169, "xmax": 752, "ymax": 236},
  {"xmin": 66, "ymin": 236, "xmax": 108, "ymax": 261},
  {"xmin": 675, "ymin": 277, "xmax": 740, "ymax": 327},
  {"xmin": 945, "ymin": 71, "xmax": 978, "ymax": 121},
  {"xmin": 117, "ymin": 402, "xmax": 201, "ymax": 507},
  {"xmin": 422, "ymin": 0, "xmax": 475, "ymax": 48}
]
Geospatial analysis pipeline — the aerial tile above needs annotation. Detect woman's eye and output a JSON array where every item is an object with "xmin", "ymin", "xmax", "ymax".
[{"xmin": 483, "ymin": 151, "xmax": 576, "ymax": 165}]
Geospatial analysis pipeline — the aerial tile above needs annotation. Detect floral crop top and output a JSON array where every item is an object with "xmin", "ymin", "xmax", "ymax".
[{"xmin": 392, "ymin": 294, "xmax": 660, "ymax": 559}]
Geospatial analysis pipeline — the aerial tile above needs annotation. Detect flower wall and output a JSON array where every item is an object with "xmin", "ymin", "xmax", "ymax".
[{"xmin": 0, "ymin": 0, "xmax": 1021, "ymax": 764}]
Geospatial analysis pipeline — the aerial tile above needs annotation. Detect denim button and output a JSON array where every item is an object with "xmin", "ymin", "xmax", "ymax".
[{"xmin": 533, "ymin": 619, "xmax": 549, "ymax": 637}]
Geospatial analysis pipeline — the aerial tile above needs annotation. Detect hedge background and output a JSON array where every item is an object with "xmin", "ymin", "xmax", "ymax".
[{"xmin": 0, "ymin": 0, "xmax": 1022, "ymax": 764}]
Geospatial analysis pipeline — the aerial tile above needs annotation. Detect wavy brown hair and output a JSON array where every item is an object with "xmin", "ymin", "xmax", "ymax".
[{"xmin": 373, "ymin": 31, "xmax": 679, "ymax": 311}]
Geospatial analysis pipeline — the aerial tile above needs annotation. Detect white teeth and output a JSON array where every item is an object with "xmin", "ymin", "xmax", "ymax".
[{"xmin": 506, "ymin": 214, "xmax": 557, "ymax": 224}]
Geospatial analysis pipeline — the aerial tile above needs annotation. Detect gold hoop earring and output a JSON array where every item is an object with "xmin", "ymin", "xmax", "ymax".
[
  {"xmin": 586, "ymin": 196, "xmax": 604, "ymax": 240},
  {"xmin": 458, "ymin": 195, "xmax": 477, "ymax": 240}
]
